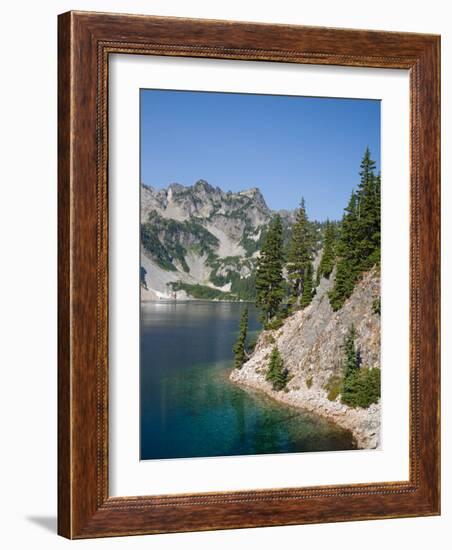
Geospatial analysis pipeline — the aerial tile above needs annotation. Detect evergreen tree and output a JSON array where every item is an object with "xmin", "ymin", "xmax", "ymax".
[
  {"xmin": 232, "ymin": 307, "xmax": 248, "ymax": 369},
  {"xmin": 329, "ymin": 260, "xmax": 355, "ymax": 311},
  {"xmin": 266, "ymin": 345, "xmax": 288, "ymax": 391},
  {"xmin": 359, "ymin": 147, "xmax": 376, "ymax": 189},
  {"xmin": 342, "ymin": 324, "xmax": 359, "ymax": 379},
  {"xmin": 329, "ymin": 192, "xmax": 359, "ymax": 310},
  {"xmin": 364, "ymin": 367, "xmax": 381, "ymax": 406},
  {"xmin": 347, "ymin": 367, "xmax": 381, "ymax": 408},
  {"xmin": 340, "ymin": 325, "xmax": 359, "ymax": 407},
  {"xmin": 355, "ymin": 148, "xmax": 381, "ymax": 271},
  {"xmin": 287, "ymin": 198, "xmax": 313, "ymax": 301},
  {"xmin": 255, "ymin": 215, "xmax": 285, "ymax": 322},
  {"xmin": 300, "ymin": 261, "xmax": 314, "ymax": 308},
  {"xmin": 337, "ymin": 324, "xmax": 381, "ymax": 408},
  {"xmin": 369, "ymin": 172, "xmax": 381, "ymax": 267},
  {"xmin": 329, "ymin": 149, "xmax": 381, "ymax": 311},
  {"xmin": 317, "ymin": 220, "xmax": 336, "ymax": 282}
]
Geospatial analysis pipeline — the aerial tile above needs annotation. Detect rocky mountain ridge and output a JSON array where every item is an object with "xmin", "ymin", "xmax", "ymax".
[{"xmin": 141, "ymin": 180, "xmax": 287, "ymax": 301}]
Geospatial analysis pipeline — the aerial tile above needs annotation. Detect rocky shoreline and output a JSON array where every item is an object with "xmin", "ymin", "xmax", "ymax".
[
  {"xmin": 230, "ymin": 367, "xmax": 380, "ymax": 448},
  {"xmin": 230, "ymin": 268, "xmax": 381, "ymax": 450}
]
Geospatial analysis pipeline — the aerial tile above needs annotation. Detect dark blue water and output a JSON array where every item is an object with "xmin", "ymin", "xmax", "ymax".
[{"xmin": 140, "ymin": 301, "xmax": 356, "ymax": 460}]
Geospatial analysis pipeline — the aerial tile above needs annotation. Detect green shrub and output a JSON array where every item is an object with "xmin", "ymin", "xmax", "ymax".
[
  {"xmin": 264, "ymin": 317, "xmax": 284, "ymax": 331},
  {"xmin": 341, "ymin": 367, "xmax": 381, "ymax": 408},
  {"xmin": 324, "ymin": 374, "xmax": 342, "ymax": 401},
  {"xmin": 306, "ymin": 376, "xmax": 313, "ymax": 389},
  {"xmin": 266, "ymin": 346, "xmax": 288, "ymax": 391}
]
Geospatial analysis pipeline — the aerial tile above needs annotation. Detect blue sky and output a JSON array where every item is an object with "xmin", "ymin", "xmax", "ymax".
[{"xmin": 140, "ymin": 89, "xmax": 380, "ymax": 221}]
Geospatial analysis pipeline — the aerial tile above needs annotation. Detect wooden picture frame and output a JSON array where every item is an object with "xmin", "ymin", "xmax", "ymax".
[{"xmin": 58, "ymin": 11, "xmax": 440, "ymax": 539}]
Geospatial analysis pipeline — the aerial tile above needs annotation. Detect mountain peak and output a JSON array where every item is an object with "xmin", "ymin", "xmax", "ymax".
[
  {"xmin": 193, "ymin": 179, "xmax": 218, "ymax": 193},
  {"xmin": 239, "ymin": 187, "xmax": 268, "ymax": 210},
  {"xmin": 194, "ymin": 179, "xmax": 210, "ymax": 187},
  {"xmin": 142, "ymin": 180, "xmax": 274, "ymax": 222},
  {"xmin": 240, "ymin": 186, "xmax": 262, "ymax": 197}
]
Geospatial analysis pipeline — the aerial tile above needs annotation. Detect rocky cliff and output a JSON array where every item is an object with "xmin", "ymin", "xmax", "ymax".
[
  {"xmin": 141, "ymin": 180, "xmax": 289, "ymax": 301},
  {"xmin": 230, "ymin": 267, "xmax": 381, "ymax": 448}
]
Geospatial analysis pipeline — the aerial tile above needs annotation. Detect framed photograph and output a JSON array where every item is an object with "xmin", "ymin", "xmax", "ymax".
[{"xmin": 58, "ymin": 11, "xmax": 440, "ymax": 538}]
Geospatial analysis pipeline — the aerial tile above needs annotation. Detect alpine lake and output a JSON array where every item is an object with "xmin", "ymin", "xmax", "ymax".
[{"xmin": 140, "ymin": 301, "xmax": 356, "ymax": 460}]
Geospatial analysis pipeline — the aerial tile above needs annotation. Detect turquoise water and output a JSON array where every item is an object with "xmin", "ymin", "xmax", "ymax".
[{"xmin": 140, "ymin": 301, "xmax": 356, "ymax": 460}]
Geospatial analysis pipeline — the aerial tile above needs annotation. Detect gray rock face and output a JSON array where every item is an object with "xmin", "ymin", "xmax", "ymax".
[
  {"xmin": 142, "ymin": 181, "xmax": 270, "ymax": 225},
  {"xmin": 231, "ymin": 268, "xmax": 381, "ymax": 448},
  {"xmin": 140, "ymin": 180, "xmax": 342, "ymax": 300},
  {"xmin": 141, "ymin": 181, "xmax": 275, "ymax": 300}
]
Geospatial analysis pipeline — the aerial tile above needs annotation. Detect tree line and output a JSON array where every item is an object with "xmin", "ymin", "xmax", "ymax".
[
  {"xmin": 329, "ymin": 148, "xmax": 381, "ymax": 310},
  {"xmin": 254, "ymin": 147, "xmax": 380, "ymax": 323},
  {"xmin": 233, "ymin": 148, "xmax": 381, "ymax": 394},
  {"xmin": 255, "ymin": 199, "xmax": 316, "ymax": 327}
]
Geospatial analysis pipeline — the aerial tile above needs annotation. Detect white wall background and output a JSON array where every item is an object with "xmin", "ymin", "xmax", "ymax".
[{"xmin": 0, "ymin": 1, "xmax": 449, "ymax": 548}]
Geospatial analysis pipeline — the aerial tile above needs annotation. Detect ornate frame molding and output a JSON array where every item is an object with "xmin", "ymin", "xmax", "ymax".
[{"xmin": 58, "ymin": 11, "xmax": 440, "ymax": 538}]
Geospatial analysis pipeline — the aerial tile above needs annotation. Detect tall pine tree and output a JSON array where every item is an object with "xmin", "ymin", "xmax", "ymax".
[
  {"xmin": 255, "ymin": 215, "xmax": 285, "ymax": 322},
  {"xmin": 329, "ymin": 192, "xmax": 359, "ymax": 310},
  {"xmin": 340, "ymin": 323, "xmax": 381, "ymax": 408},
  {"xmin": 287, "ymin": 198, "xmax": 313, "ymax": 302},
  {"xmin": 342, "ymin": 324, "xmax": 359, "ymax": 379},
  {"xmin": 266, "ymin": 345, "xmax": 288, "ymax": 391},
  {"xmin": 340, "ymin": 324, "xmax": 360, "ymax": 406},
  {"xmin": 300, "ymin": 261, "xmax": 314, "ymax": 308},
  {"xmin": 355, "ymin": 148, "xmax": 380, "ymax": 271},
  {"xmin": 233, "ymin": 307, "xmax": 248, "ymax": 369},
  {"xmin": 317, "ymin": 220, "xmax": 336, "ymax": 282},
  {"xmin": 329, "ymin": 149, "xmax": 380, "ymax": 311}
]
